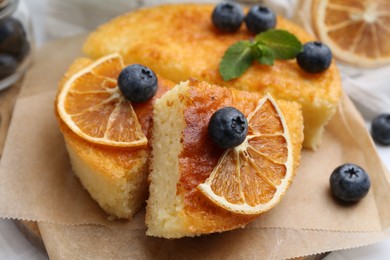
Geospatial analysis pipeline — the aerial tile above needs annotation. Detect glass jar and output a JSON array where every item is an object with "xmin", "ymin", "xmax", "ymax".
[{"xmin": 0, "ymin": 0, "xmax": 33, "ymax": 91}]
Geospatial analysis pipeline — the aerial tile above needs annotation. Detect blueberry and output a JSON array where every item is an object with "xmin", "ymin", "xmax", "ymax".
[
  {"xmin": 371, "ymin": 114, "xmax": 390, "ymax": 145},
  {"xmin": 330, "ymin": 163, "xmax": 371, "ymax": 202},
  {"xmin": 212, "ymin": 2, "xmax": 244, "ymax": 32},
  {"xmin": 244, "ymin": 5, "xmax": 276, "ymax": 34},
  {"xmin": 118, "ymin": 64, "xmax": 158, "ymax": 103},
  {"xmin": 0, "ymin": 54, "xmax": 17, "ymax": 80},
  {"xmin": 0, "ymin": 17, "xmax": 29, "ymax": 60},
  {"xmin": 208, "ymin": 107, "xmax": 248, "ymax": 149},
  {"xmin": 297, "ymin": 41, "xmax": 332, "ymax": 73}
]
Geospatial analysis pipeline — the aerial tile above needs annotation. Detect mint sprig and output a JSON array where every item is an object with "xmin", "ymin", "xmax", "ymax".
[
  {"xmin": 219, "ymin": 29, "xmax": 302, "ymax": 81},
  {"xmin": 254, "ymin": 45, "xmax": 274, "ymax": 65}
]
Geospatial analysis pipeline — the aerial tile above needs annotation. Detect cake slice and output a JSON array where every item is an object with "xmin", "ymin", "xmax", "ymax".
[
  {"xmin": 83, "ymin": 3, "xmax": 342, "ymax": 149},
  {"xmin": 55, "ymin": 55, "xmax": 174, "ymax": 219},
  {"xmin": 146, "ymin": 79, "xmax": 304, "ymax": 238}
]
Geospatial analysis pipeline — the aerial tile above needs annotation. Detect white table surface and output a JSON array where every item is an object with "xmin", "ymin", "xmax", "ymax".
[{"xmin": 1, "ymin": 0, "xmax": 390, "ymax": 259}]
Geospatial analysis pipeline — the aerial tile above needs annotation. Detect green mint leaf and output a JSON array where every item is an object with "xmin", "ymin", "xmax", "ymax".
[
  {"xmin": 253, "ymin": 44, "xmax": 275, "ymax": 65},
  {"xmin": 255, "ymin": 29, "xmax": 302, "ymax": 60},
  {"xmin": 219, "ymin": 41, "xmax": 254, "ymax": 81}
]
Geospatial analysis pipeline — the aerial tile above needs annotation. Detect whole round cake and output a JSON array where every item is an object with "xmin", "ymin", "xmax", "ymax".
[{"xmin": 55, "ymin": 3, "xmax": 342, "ymax": 238}]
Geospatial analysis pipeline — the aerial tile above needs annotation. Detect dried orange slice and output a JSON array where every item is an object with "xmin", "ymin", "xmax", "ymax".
[
  {"xmin": 57, "ymin": 53, "xmax": 147, "ymax": 147},
  {"xmin": 198, "ymin": 95, "xmax": 293, "ymax": 215},
  {"xmin": 312, "ymin": 0, "xmax": 390, "ymax": 67}
]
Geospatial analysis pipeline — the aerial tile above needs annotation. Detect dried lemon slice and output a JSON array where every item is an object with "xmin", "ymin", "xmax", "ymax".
[
  {"xmin": 198, "ymin": 95, "xmax": 293, "ymax": 215},
  {"xmin": 312, "ymin": 0, "xmax": 390, "ymax": 67},
  {"xmin": 57, "ymin": 53, "xmax": 147, "ymax": 147}
]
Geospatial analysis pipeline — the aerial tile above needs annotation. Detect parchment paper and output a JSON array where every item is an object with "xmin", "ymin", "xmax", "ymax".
[
  {"xmin": 37, "ymin": 223, "xmax": 388, "ymax": 260},
  {"xmin": 1, "ymin": 36, "xmax": 390, "ymax": 259}
]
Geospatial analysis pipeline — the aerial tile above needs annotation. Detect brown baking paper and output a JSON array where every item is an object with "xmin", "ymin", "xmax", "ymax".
[{"xmin": 1, "ymin": 36, "xmax": 390, "ymax": 259}]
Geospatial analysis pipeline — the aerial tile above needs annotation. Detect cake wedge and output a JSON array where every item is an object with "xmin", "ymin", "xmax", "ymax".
[
  {"xmin": 146, "ymin": 79, "xmax": 304, "ymax": 238},
  {"xmin": 55, "ymin": 54, "xmax": 174, "ymax": 219}
]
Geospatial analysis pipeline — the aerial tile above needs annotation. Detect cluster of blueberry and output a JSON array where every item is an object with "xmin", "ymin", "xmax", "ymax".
[
  {"xmin": 0, "ymin": 17, "xmax": 30, "ymax": 80},
  {"xmin": 212, "ymin": 2, "xmax": 332, "ymax": 74},
  {"xmin": 212, "ymin": 2, "xmax": 275, "ymax": 34}
]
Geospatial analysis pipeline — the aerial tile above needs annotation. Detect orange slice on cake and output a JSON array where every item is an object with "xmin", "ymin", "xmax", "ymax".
[
  {"xmin": 312, "ymin": 0, "xmax": 390, "ymax": 67},
  {"xmin": 198, "ymin": 95, "xmax": 293, "ymax": 215},
  {"xmin": 57, "ymin": 53, "xmax": 147, "ymax": 147}
]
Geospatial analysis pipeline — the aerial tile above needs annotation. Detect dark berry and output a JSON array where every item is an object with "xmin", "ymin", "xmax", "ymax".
[
  {"xmin": 0, "ymin": 54, "xmax": 17, "ymax": 80},
  {"xmin": 371, "ymin": 114, "xmax": 390, "ymax": 145},
  {"xmin": 14, "ymin": 40, "xmax": 30, "ymax": 62},
  {"xmin": 208, "ymin": 107, "xmax": 248, "ymax": 149},
  {"xmin": 297, "ymin": 41, "xmax": 332, "ymax": 73},
  {"xmin": 330, "ymin": 163, "xmax": 370, "ymax": 202},
  {"xmin": 0, "ymin": 17, "xmax": 29, "ymax": 60},
  {"xmin": 118, "ymin": 64, "xmax": 158, "ymax": 103},
  {"xmin": 244, "ymin": 5, "xmax": 276, "ymax": 34},
  {"xmin": 212, "ymin": 2, "xmax": 244, "ymax": 32}
]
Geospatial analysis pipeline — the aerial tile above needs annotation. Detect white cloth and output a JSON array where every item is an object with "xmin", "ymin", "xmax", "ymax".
[{"xmin": 342, "ymin": 65, "xmax": 390, "ymax": 120}]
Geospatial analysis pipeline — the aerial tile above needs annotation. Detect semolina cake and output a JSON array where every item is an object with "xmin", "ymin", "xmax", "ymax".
[
  {"xmin": 55, "ymin": 56, "xmax": 174, "ymax": 219},
  {"xmin": 83, "ymin": 3, "xmax": 342, "ymax": 149},
  {"xmin": 146, "ymin": 79, "xmax": 304, "ymax": 238}
]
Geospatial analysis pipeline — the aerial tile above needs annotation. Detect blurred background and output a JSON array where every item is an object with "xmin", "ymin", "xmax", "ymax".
[{"xmin": 26, "ymin": 0, "xmax": 305, "ymax": 46}]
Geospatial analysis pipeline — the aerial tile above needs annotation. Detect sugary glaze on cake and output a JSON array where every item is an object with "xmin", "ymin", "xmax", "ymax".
[
  {"xmin": 83, "ymin": 3, "xmax": 342, "ymax": 149},
  {"xmin": 146, "ymin": 79, "xmax": 303, "ymax": 238},
  {"xmin": 55, "ymin": 58, "xmax": 174, "ymax": 219}
]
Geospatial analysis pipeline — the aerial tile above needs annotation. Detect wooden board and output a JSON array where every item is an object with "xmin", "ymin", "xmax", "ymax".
[{"xmin": 13, "ymin": 220, "xmax": 47, "ymax": 255}]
